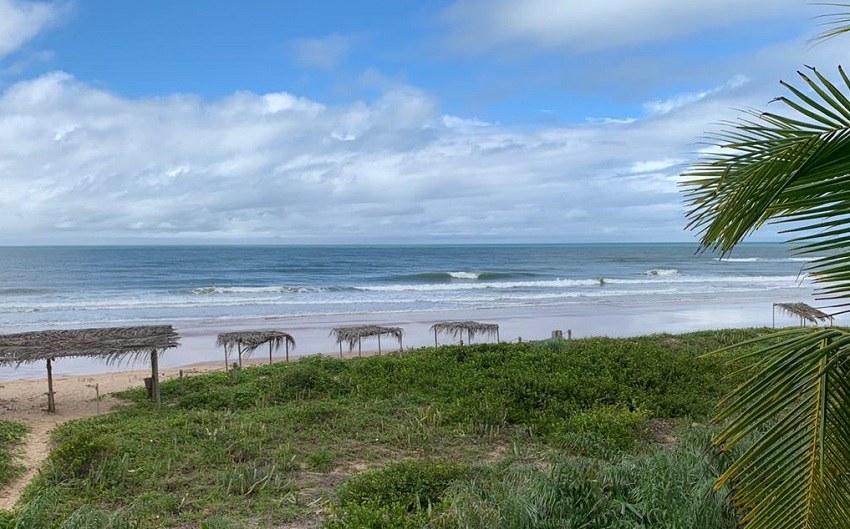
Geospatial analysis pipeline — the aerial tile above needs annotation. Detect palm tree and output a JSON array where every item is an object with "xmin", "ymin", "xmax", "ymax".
[{"xmin": 682, "ymin": 7, "xmax": 850, "ymax": 529}]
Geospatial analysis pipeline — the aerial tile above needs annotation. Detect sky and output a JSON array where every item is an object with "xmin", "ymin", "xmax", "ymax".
[{"xmin": 0, "ymin": 0, "xmax": 845, "ymax": 245}]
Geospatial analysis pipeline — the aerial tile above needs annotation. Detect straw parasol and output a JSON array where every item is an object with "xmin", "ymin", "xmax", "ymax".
[
  {"xmin": 430, "ymin": 321, "xmax": 499, "ymax": 346},
  {"xmin": 216, "ymin": 330, "xmax": 296, "ymax": 369},
  {"xmin": 772, "ymin": 302, "xmax": 834, "ymax": 327},
  {"xmin": 0, "ymin": 325, "xmax": 179, "ymax": 411},
  {"xmin": 331, "ymin": 325, "xmax": 404, "ymax": 357}
]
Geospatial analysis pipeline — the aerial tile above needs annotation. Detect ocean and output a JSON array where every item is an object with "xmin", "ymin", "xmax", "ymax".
[{"xmin": 0, "ymin": 243, "xmax": 816, "ymax": 332}]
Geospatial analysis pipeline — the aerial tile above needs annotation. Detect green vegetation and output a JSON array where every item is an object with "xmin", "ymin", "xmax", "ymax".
[
  {"xmin": 1, "ymin": 330, "xmax": 768, "ymax": 527},
  {"xmin": 0, "ymin": 420, "xmax": 28, "ymax": 490}
]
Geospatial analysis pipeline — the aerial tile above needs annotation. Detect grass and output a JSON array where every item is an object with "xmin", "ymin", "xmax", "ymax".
[
  {"xmin": 0, "ymin": 420, "xmax": 29, "ymax": 490},
  {"xmin": 1, "ymin": 329, "xmax": 768, "ymax": 527}
]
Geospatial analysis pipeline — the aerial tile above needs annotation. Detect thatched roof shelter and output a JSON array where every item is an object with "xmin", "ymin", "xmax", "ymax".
[
  {"xmin": 773, "ymin": 303, "xmax": 834, "ymax": 327},
  {"xmin": 0, "ymin": 325, "xmax": 179, "ymax": 412},
  {"xmin": 430, "ymin": 321, "xmax": 499, "ymax": 346},
  {"xmin": 331, "ymin": 325, "xmax": 403, "ymax": 357},
  {"xmin": 216, "ymin": 330, "xmax": 296, "ymax": 368}
]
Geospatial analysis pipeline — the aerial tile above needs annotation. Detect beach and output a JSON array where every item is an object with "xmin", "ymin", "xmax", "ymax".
[{"xmin": 0, "ymin": 293, "xmax": 822, "ymax": 381}]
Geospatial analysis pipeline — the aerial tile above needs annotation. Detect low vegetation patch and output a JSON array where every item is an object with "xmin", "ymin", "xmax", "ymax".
[
  {"xmin": 2, "ymin": 329, "xmax": 768, "ymax": 527},
  {"xmin": 0, "ymin": 420, "xmax": 28, "ymax": 491}
]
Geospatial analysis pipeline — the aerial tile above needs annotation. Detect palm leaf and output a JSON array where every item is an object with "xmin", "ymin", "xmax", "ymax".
[
  {"xmin": 705, "ymin": 330, "xmax": 850, "ymax": 528},
  {"xmin": 682, "ymin": 65, "xmax": 850, "ymax": 528},
  {"xmin": 684, "ymin": 66, "xmax": 850, "ymax": 311},
  {"xmin": 811, "ymin": 3, "xmax": 850, "ymax": 45}
]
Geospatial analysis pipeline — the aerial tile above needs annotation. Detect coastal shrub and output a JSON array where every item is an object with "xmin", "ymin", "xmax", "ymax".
[
  {"xmin": 0, "ymin": 420, "xmax": 28, "ymax": 488},
  {"xmin": 266, "ymin": 360, "xmax": 347, "ymax": 402},
  {"xmin": 436, "ymin": 429, "xmax": 739, "ymax": 529},
  {"xmin": 326, "ymin": 460, "xmax": 471, "ymax": 528},
  {"xmin": 555, "ymin": 406, "xmax": 649, "ymax": 452},
  {"xmin": 48, "ymin": 426, "xmax": 118, "ymax": 481}
]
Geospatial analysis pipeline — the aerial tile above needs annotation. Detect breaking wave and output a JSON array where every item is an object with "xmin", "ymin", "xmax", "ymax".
[
  {"xmin": 393, "ymin": 271, "xmax": 540, "ymax": 282},
  {"xmin": 645, "ymin": 268, "xmax": 679, "ymax": 276},
  {"xmin": 714, "ymin": 257, "xmax": 821, "ymax": 263}
]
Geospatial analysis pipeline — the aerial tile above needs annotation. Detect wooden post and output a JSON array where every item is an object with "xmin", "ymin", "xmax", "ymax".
[
  {"xmin": 269, "ymin": 342, "xmax": 273, "ymax": 364},
  {"xmin": 772, "ymin": 305, "xmax": 776, "ymax": 328},
  {"xmin": 399, "ymin": 336, "xmax": 403, "ymax": 353},
  {"xmin": 468, "ymin": 329, "xmax": 472, "ymax": 345},
  {"xmin": 496, "ymin": 328, "xmax": 500, "ymax": 343},
  {"xmin": 238, "ymin": 343, "xmax": 243, "ymax": 368},
  {"xmin": 150, "ymin": 349, "xmax": 160, "ymax": 406},
  {"xmin": 434, "ymin": 328, "xmax": 438, "ymax": 347},
  {"xmin": 285, "ymin": 341, "xmax": 290, "ymax": 362},
  {"xmin": 46, "ymin": 358, "xmax": 55, "ymax": 413},
  {"xmin": 358, "ymin": 338, "xmax": 362, "ymax": 357},
  {"xmin": 224, "ymin": 346, "xmax": 229, "ymax": 372},
  {"xmin": 378, "ymin": 334, "xmax": 382, "ymax": 355},
  {"xmin": 567, "ymin": 330, "xmax": 572, "ymax": 340},
  {"xmin": 339, "ymin": 342, "xmax": 343, "ymax": 358}
]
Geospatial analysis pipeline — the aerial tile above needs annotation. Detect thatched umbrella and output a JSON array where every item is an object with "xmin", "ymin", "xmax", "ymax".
[
  {"xmin": 0, "ymin": 325, "xmax": 179, "ymax": 411},
  {"xmin": 216, "ymin": 330, "xmax": 296, "ymax": 369},
  {"xmin": 430, "ymin": 321, "xmax": 499, "ymax": 346},
  {"xmin": 772, "ymin": 302, "xmax": 834, "ymax": 327},
  {"xmin": 331, "ymin": 325, "xmax": 404, "ymax": 357}
]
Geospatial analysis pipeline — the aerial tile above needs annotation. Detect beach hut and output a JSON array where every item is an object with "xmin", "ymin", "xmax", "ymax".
[
  {"xmin": 0, "ymin": 325, "xmax": 179, "ymax": 412},
  {"xmin": 216, "ymin": 330, "xmax": 296, "ymax": 369},
  {"xmin": 430, "ymin": 321, "xmax": 499, "ymax": 346},
  {"xmin": 331, "ymin": 325, "xmax": 404, "ymax": 357},
  {"xmin": 772, "ymin": 302, "xmax": 834, "ymax": 327}
]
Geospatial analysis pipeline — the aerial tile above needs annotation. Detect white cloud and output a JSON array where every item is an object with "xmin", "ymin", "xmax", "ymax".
[
  {"xmin": 0, "ymin": 0, "xmax": 67, "ymax": 60},
  {"xmin": 0, "ymin": 68, "xmax": 773, "ymax": 244},
  {"xmin": 631, "ymin": 159, "xmax": 683, "ymax": 173},
  {"xmin": 285, "ymin": 33, "xmax": 361, "ymax": 70},
  {"xmin": 440, "ymin": 0, "xmax": 805, "ymax": 53},
  {"xmin": 644, "ymin": 75, "xmax": 749, "ymax": 115}
]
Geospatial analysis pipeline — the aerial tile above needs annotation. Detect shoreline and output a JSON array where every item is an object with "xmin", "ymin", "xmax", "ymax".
[{"xmin": 0, "ymin": 292, "xmax": 831, "ymax": 381}]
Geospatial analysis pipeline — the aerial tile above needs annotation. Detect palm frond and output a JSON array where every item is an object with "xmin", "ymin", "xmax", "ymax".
[
  {"xmin": 683, "ymin": 66, "xmax": 850, "ymax": 311},
  {"xmin": 683, "ymin": 64, "xmax": 850, "ymax": 529},
  {"xmin": 710, "ymin": 328, "xmax": 850, "ymax": 529},
  {"xmin": 811, "ymin": 3, "xmax": 850, "ymax": 45}
]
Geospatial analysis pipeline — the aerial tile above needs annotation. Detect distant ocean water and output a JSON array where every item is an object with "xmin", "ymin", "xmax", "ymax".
[{"xmin": 0, "ymin": 244, "xmax": 816, "ymax": 333}]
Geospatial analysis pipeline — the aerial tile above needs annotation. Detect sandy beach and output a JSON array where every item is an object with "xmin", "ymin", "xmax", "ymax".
[{"xmin": 1, "ymin": 293, "xmax": 814, "ymax": 381}]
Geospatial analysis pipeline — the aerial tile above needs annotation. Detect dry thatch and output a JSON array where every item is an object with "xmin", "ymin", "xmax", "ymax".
[
  {"xmin": 431, "ymin": 321, "xmax": 499, "ymax": 343},
  {"xmin": 217, "ymin": 330, "xmax": 296, "ymax": 367},
  {"xmin": 216, "ymin": 330, "xmax": 295, "ymax": 356},
  {"xmin": 331, "ymin": 325, "xmax": 404, "ymax": 351},
  {"xmin": 0, "ymin": 325, "xmax": 179, "ymax": 366},
  {"xmin": 773, "ymin": 302, "xmax": 834, "ymax": 326}
]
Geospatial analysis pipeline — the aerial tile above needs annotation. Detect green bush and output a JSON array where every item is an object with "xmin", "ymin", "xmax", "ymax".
[
  {"xmin": 307, "ymin": 448, "xmax": 336, "ymax": 473},
  {"xmin": 0, "ymin": 420, "xmax": 28, "ymax": 488},
  {"xmin": 326, "ymin": 460, "xmax": 471, "ymax": 528},
  {"xmin": 436, "ymin": 429, "xmax": 740, "ymax": 529},
  {"xmin": 48, "ymin": 427, "xmax": 117, "ymax": 480},
  {"xmin": 556, "ymin": 406, "xmax": 648, "ymax": 452}
]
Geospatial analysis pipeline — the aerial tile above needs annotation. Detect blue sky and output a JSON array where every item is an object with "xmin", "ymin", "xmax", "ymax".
[{"xmin": 0, "ymin": 0, "xmax": 844, "ymax": 244}]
